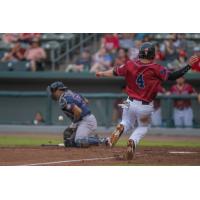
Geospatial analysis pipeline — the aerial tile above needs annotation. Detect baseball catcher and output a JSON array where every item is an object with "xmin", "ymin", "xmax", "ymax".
[{"xmin": 47, "ymin": 81, "xmax": 107, "ymax": 147}]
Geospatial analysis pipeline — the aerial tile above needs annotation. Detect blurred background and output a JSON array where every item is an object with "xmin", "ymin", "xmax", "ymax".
[{"xmin": 0, "ymin": 33, "xmax": 200, "ymax": 128}]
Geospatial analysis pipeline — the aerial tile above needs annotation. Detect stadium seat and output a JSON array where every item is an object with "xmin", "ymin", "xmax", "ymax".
[
  {"xmin": 57, "ymin": 33, "xmax": 74, "ymax": 41},
  {"xmin": 0, "ymin": 61, "xmax": 30, "ymax": 71},
  {"xmin": 0, "ymin": 62, "xmax": 13, "ymax": 71},
  {"xmin": 42, "ymin": 41, "xmax": 61, "ymax": 50},
  {"xmin": 41, "ymin": 33, "xmax": 58, "ymax": 41},
  {"xmin": 11, "ymin": 61, "xmax": 30, "ymax": 71},
  {"xmin": 0, "ymin": 41, "xmax": 12, "ymax": 50}
]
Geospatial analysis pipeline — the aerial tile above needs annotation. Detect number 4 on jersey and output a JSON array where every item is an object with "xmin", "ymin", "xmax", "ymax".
[{"xmin": 136, "ymin": 74, "xmax": 145, "ymax": 89}]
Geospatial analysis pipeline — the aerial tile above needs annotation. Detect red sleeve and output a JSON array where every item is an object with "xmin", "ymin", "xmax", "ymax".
[
  {"xmin": 155, "ymin": 65, "xmax": 169, "ymax": 81},
  {"xmin": 113, "ymin": 63, "xmax": 127, "ymax": 76},
  {"xmin": 188, "ymin": 84, "xmax": 195, "ymax": 94}
]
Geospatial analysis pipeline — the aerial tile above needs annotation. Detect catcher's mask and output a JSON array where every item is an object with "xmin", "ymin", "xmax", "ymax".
[{"xmin": 47, "ymin": 81, "xmax": 68, "ymax": 101}]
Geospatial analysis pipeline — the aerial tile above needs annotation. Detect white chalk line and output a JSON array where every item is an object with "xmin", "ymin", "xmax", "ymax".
[
  {"xmin": 169, "ymin": 151, "xmax": 198, "ymax": 154},
  {"xmin": 19, "ymin": 156, "xmax": 116, "ymax": 166}
]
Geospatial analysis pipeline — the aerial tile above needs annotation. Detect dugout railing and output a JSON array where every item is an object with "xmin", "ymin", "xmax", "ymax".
[{"xmin": 0, "ymin": 92, "xmax": 199, "ymax": 128}]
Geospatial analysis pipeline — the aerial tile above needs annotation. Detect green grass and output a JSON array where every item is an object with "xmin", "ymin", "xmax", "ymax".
[
  {"xmin": 0, "ymin": 135, "xmax": 200, "ymax": 148},
  {"xmin": 116, "ymin": 139, "xmax": 200, "ymax": 148},
  {"xmin": 0, "ymin": 135, "xmax": 62, "ymax": 147}
]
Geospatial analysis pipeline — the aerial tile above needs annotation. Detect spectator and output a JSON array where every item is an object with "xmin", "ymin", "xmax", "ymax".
[
  {"xmin": 1, "ymin": 42, "xmax": 26, "ymax": 62},
  {"xmin": 155, "ymin": 43, "xmax": 165, "ymax": 62},
  {"xmin": 101, "ymin": 34, "xmax": 119, "ymax": 53},
  {"xmin": 173, "ymin": 34, "xmax": 187, "ymax": 49},
  {"xmin": 25, "ymin": 40, "xmax": 46, "ymax": 71},
  {"xmin": 191, "ymin": 47, "xmax": 200, "ymax": 72},
  {"xmin": 128, "ymin": 40, "xmax": 141, "ymax": 60},
  {"xmin": 113, "ymin": 48, "xmax": 129, "ymax": 66},
  {"xmin": 90, "ymin": 47, "xmax": 112, "ymax": 72},
  {"xmin": 167, "ymin": 50, "xmax": 187, "ymax": 71},
  {"xmin": 33, "ymin": 112, "xmax": 45, "ymax": 125},
  {"xmin": 151, "ymin": 86, "xmax": 166, "ymax": 127},
  {"xmin": 66, "ymin": 49, "xmax": 91, "ymax": 72},
  {"xmin": 19, "ymin": 33, "xmax": 41, "ymax": 44},
  {"xmin": 142, "ymin": 34, "xmax": 152, "ymax": 42},
  {"xmin": 164, "ymin": 39, "xmax": 178, "ymax": 61},
  {"xmin": 119, "ymin": 33, "xmax": 134, "ymax": 49},
  {"xmin": 168, "ymin": 77, "xmax": 196, "ymax": 127},
  {"xmin": 2, "ymin": 33, "xmax": 19, "ymax": 44}
]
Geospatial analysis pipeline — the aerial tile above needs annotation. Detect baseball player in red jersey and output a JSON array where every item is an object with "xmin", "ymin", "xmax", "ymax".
[
  {"xmin": 96, "ymin": 42, "xmax": 199, "ymax": 160},
  {"xmin": 169, "ymin": 77, "xmax": 196, "ymax": 127}
]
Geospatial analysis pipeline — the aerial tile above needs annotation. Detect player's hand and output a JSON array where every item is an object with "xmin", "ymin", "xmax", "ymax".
[
  {"xmin": 188, "ymin": 55, "xmax": 199, "ymax": 66},
  {"xmin": 96, "ymin": 71, "xmax": 103, "ymax": 77}
]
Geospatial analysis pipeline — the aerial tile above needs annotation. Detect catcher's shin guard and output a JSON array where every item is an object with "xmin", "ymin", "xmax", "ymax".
[{"xmin": 109, "ymin": 124, "xmax": 124, "ymax": 147}]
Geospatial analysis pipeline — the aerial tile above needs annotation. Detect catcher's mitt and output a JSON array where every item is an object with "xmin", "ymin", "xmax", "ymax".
[{"xmin": 63, "ymin": 127, "xmax": 76, "ymax": 147}]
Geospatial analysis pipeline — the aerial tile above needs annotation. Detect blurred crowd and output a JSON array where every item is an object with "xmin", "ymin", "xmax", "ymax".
[
  {"xmin": 0, "ymin": 33, "xmax": 47, "ymax": 71},
  {"xmin": 0, "ymin": 33, "xmax": 200, "ymax": 73},
  {"xmin": 66, "ymin": 33, "xmax": 200, "ymax": 73}
]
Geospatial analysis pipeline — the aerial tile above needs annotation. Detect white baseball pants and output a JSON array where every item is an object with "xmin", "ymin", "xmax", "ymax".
[
  {"xmin": 120, "ymin": 99, "xmax": 154, "ymax": 146},
  {"xmin": 173, "ymin": 107, "xmax": 193, "ymax": 127},
  {"xmin": 151, "ymin": 107, "xmax": 162, "ymax": 127}
]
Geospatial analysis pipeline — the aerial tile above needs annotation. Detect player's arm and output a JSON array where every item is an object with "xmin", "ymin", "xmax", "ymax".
[
  {"xmin": 96, "ymin": 63, "xmax": 127, "ymax": 78},
  {"xmin": 167, "ymin": 55, "xmax": 199, "ymax": 80},
  {"xmin": 96, "ymin": 68, "xmax": 114, "ymax": 77},
  {"xmin": 72, "ymin": 105, "xmax": 82, "ymax": 121}
]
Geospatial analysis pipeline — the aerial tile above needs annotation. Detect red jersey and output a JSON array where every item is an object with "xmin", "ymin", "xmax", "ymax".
[
  {"xmin": 114, "ymin": 60, "xmax": 169, "ymax": 102},
  {"xmin": 191, "ymin": 57, "xmax": 200, "ymax": 72},
  {"xmin": 170, "ymin": 83, "xmax": 195, "ymax": 109}
]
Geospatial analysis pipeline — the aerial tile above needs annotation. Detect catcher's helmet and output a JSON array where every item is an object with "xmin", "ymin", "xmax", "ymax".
[
  {"xmin": 138, "ymin": 42, "xmax": 155, "ymax": 60},
  {"xmin": 48, "ymin": 81, "xmax": 67, "ymax": 92},
  {"xmin": 47, "ymin": 81, "xmax": 68, "ymax": 99}
]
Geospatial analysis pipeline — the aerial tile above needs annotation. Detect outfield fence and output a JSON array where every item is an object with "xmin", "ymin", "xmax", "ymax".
[{"xmin": 0, "ymin": 91, "xmax": 199, "ymax": 128}]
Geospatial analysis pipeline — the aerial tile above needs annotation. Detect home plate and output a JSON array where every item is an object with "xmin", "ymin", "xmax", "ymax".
[{"xmin": 169, "ymin": 151, "xmax": 198, "ymax": 154}]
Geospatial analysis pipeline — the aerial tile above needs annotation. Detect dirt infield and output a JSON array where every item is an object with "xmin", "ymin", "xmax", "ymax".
[{"xmin": 0, "ymin": 145, "xmax": 200, "ymax": 166}]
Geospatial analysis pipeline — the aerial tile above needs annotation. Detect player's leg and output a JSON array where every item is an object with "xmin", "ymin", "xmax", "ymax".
[
  {"xmin": 127, "ymin": 103, "xmax": 153, "ymax": 160},
  {"xmin": 74, "ymin": 114, "xmax": 98, "ymax": 147},
  {"xmin": 151, "ymin": 107, "xmax": 162, "ymax": 127},
  {"xmin": 183, "ymin": 107, "xmax": 193, "ymax": 127},
  {"xmin": 109, "ymin": 100, "xmax": 136, "ymax": 147},
  {"xmin": 173, "ymin": 108, "xmax": 183, "ymax": 127}
]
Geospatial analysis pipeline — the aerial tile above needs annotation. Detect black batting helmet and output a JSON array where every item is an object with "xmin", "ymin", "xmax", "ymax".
[{"xmin": 138, "ymin": 42, "xmax": 155, "ymax": 60}]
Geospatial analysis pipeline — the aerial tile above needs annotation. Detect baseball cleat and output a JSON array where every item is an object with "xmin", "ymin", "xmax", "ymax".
[
  {"xmin": 126, "ymin": 139, "xmax": 135, "ymax": 161},
  {"xmin": 110, "ymin": 124, "xmax": 124, "ymax": 147},
  {"xmin": 99, "ymin": 137, "xmax": 111, "ymax": 146}
]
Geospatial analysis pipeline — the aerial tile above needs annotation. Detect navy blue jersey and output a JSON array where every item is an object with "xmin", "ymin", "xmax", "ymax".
[{"xmin": 58, "ymin": 90, "xmax": 91, "ymax": 123}]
